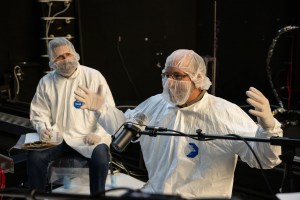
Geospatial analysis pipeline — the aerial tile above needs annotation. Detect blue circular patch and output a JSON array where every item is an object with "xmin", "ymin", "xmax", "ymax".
[
  {"xmin": 186, "ymin": 143, "xmax": 199, "ymax": 158},
  {"xmin": 74, "ymin": 100, "xmax": 83, "ymax": 109}
]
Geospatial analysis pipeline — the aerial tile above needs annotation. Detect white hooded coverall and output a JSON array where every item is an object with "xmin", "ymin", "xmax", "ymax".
[
  {"xmin": 124, "ymin": 92, "xmax": 282, "ymax": 199},
  {"xmin": 30, "ymin": 64, "xmax": 123, "ymax": 158}
]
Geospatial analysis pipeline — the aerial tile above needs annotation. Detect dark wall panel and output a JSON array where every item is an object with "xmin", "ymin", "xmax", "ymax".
[
  {"xmin": 77, "ymin": 0, "xmax": 197, "ymax": 105},
  {"xmin": 0, "ymin": 0, "xmax": 44, "ymax": 102},
  {"xmin": 210, "ymin": 0, "xmax": 299, "ymax": 108},
  {"xmin": 0, "ymin": 0, "xmax": 299, "ymax": 110},
  {"xmin": 12, "ymin": 62, "xmax": 45, "ymax": 103}
]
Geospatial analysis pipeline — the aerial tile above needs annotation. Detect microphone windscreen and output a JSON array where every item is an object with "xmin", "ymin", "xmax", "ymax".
[{"xmin": 130, "ymin": 113, "xmax": 148, "ymax": 130}]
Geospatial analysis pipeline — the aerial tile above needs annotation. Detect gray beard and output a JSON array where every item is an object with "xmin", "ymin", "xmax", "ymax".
[{"xmin": 55, "ymin": 60, "xmax": 78, "ymax": 77}]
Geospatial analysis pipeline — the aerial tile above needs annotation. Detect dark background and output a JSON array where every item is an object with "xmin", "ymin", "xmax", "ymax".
[
  {"xmin": 0, "ymin": 0, "xmax": 299, "ymax": 108},
  {"xmin": 0, "ymin": 1, "xmax": 300, "ymax": 199}
]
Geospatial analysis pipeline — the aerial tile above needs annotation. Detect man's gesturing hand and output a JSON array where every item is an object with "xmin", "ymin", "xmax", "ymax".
[
  {"xmin": 74, "ymin": 85, "xmax": 104, "ymax": 111},
  {"xmin": 246, "ymin": 87, "xmax": 275, "ymax": 130}
]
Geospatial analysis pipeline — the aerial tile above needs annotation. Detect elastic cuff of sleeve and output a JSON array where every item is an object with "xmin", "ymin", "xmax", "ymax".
[
  {"xmin": 36, "ymin": 123, "xmax": 46, "ymax": 135},
  {"xmin": 96, "ymin": 103, "xmax": 108, "ymax": 115},
  {"xmin": 258, "ymin": 119, "xmax": 282, "ymax": 137}
]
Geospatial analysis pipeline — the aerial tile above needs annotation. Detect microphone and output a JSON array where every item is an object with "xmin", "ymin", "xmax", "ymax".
[{"xmin": 111, "ymin": 113, "xmax": 147, "ymax": 153}]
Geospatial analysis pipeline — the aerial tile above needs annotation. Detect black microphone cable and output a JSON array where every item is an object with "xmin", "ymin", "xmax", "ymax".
[
  {"xmin": 191, "ymin": 130, "xmax": 277, "ymax": 199},
  {"xmin": 227, "ymin": 134, "xmax": 278, "ymax": 200}
]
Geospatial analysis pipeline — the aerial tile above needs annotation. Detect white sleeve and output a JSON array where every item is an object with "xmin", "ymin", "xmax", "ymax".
[
  {"xmin": 97, "ymin": 104, "xmax": 126, "ymax": 135},
  {"xmin": 233, "ymin": 115, "xmax": 283, "ymax": 169},
  {"xmin": 30, "ymin": 79, "xmax": 51, "ymax": 134},
  {"xmin": 95, "ymin": 74, "xmax": 126, "ymax": 135}
]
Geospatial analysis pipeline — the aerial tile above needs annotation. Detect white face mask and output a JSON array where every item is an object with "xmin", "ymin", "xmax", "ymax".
[
  {"xmin": 52, "ymin": 58, "xmax": 78, "ymax": 77},
  {"xmin": 162, "ymin": 78, "xmax": 192, "ymax": 106}
]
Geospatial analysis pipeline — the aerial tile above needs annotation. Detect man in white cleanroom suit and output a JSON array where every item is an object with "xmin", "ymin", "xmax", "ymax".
[
  {"xmin": 28, "ymin": 37, "xmax": 124, "ymax": 194},
  {"xmin": 77, "ymin": 49, "xmax": 282, "ymax": 199}
]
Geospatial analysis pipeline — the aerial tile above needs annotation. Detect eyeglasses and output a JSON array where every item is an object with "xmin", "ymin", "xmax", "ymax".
[{"xmin": 161, "ymin": 72, "xmax": 189, "ymax": 80}]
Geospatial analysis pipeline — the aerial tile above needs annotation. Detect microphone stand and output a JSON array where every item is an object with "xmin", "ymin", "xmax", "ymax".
[{"xmin": 138, "ymin": 128, "xmax": 300, "ymax": 193}]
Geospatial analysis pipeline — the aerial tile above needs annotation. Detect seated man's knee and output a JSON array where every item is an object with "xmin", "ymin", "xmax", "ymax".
[
  {"xmin": 27, "ymin": 150, "xmax": 47, "ymax": 163},
  {"xmin": 91, "ymin": 144, "xmax": 109, "ymax": 164}
]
